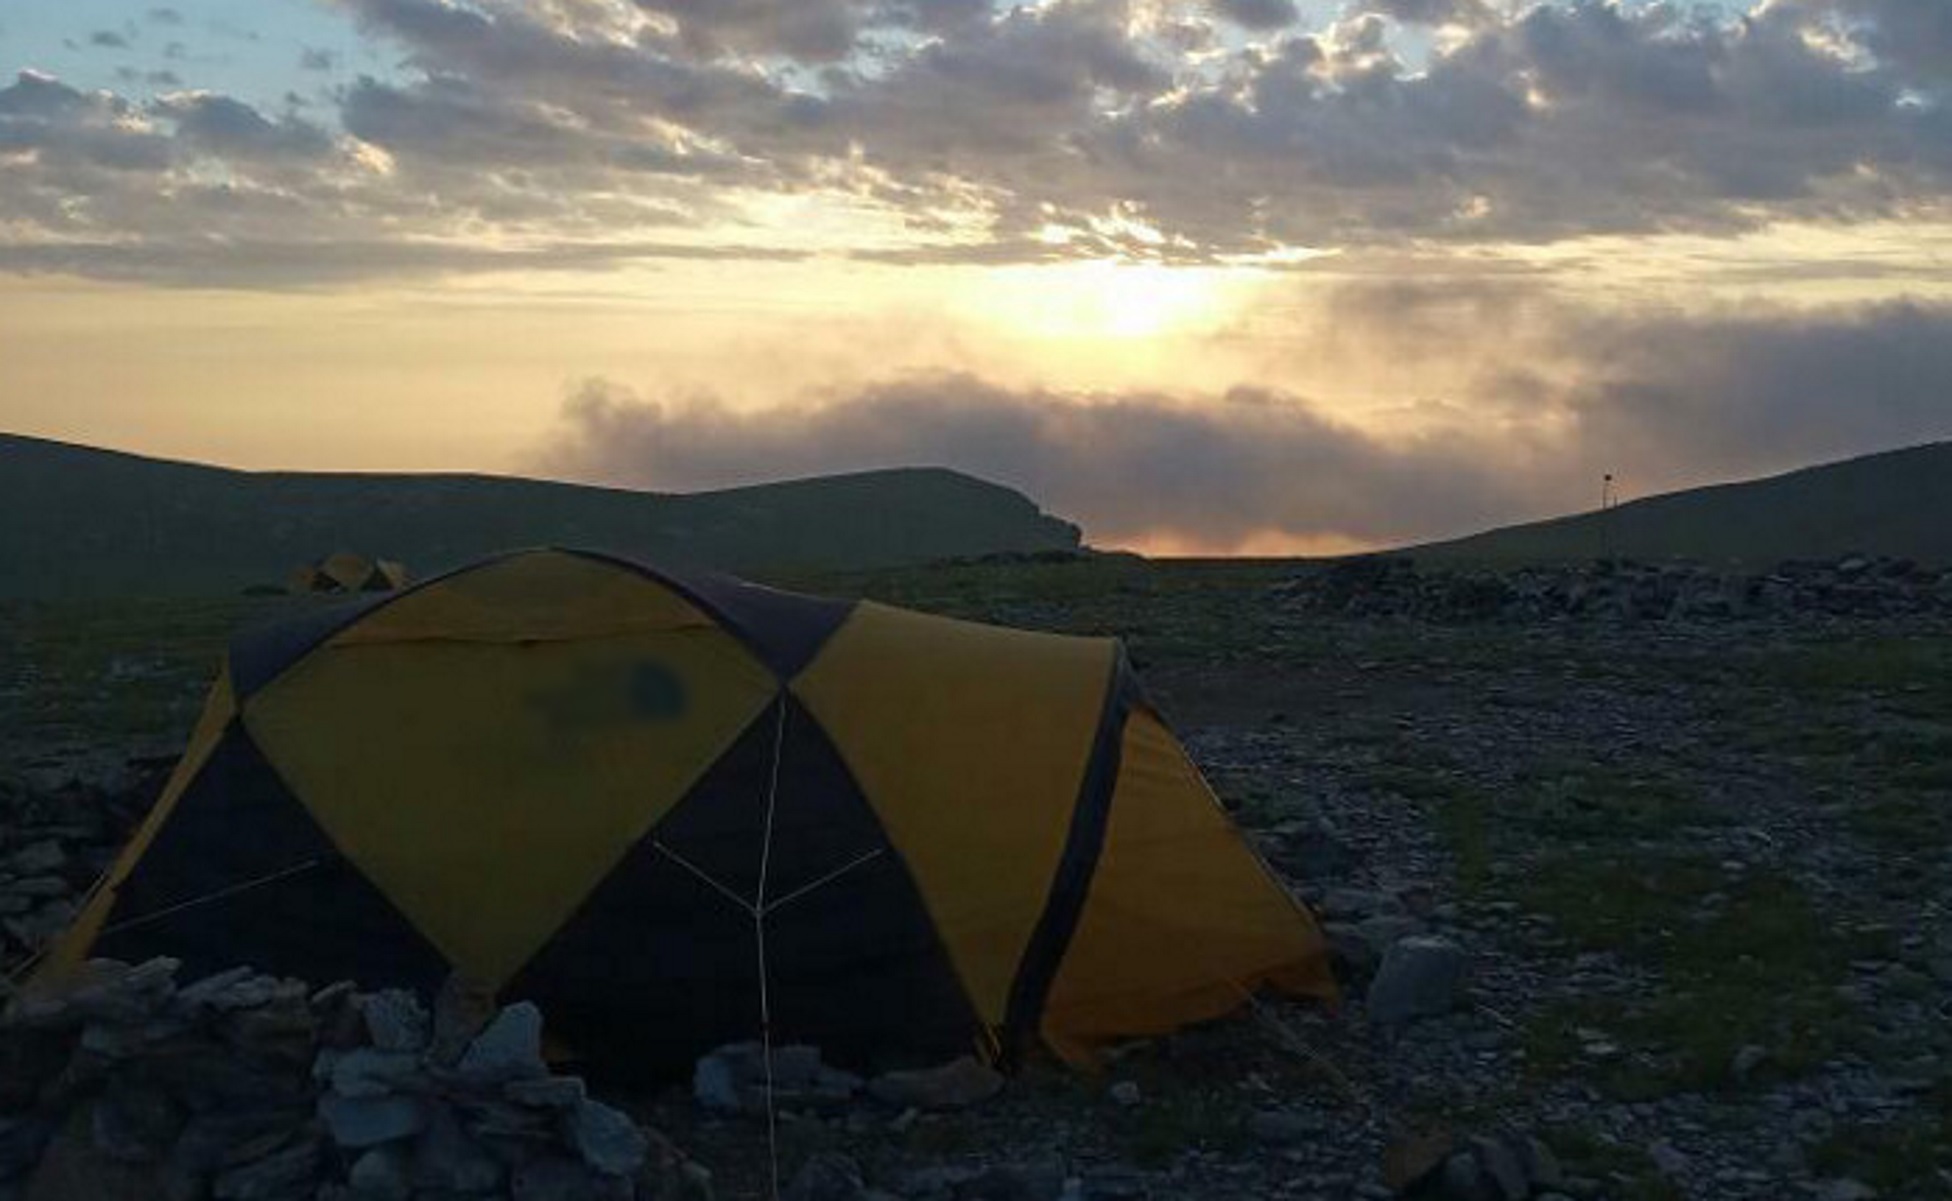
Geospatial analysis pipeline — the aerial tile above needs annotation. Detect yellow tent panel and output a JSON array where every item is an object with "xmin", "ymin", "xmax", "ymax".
[
  {"xmin": 1039, "ymin": 710, "xmax": 1336, "ymax": 1060},
  {"xmin": 793, "ymin": 601, "xmax": 1118, "ymax": 1027},
  {"xmin": 40, "ymin": 549, "xmax": 1333, "ymax": 1076}
]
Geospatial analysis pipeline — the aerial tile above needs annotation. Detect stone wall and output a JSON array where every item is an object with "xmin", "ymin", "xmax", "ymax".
[{"xmin": 0, "ymin": 958, "xmax": 713, "ymax": 1201}]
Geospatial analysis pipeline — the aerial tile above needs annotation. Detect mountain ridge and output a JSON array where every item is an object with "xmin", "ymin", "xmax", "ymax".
[
  {"xmin": 0, "ymin": 432, "xmax": 1083, "ymax": 598},
  {"xmin": 1409, "ymin": 440, "xmax": 1952, "ymax": 567}
]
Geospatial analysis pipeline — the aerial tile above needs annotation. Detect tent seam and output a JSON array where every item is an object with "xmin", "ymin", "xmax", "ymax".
[{"xmin": 999, "ymin": 643, "xmax": 1135, "ymax": 1060}]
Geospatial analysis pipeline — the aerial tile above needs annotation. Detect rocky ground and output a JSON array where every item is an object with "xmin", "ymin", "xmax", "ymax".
[
  {"xmin": 0, "ymin": 958, "xmax": 714, "ymax": 1200},
  {"xmin": 3, "ymin": 556, "xmax": 1949, "ymax": 1200},
  {"xmin": 1273, "ymin": 555, "xmax": 1952, "ymax": 624}
]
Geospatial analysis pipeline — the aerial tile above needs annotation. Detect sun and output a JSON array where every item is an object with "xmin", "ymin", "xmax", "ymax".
[{"xmin": 967, "ymin": 260, "xmax": 1248, "ymax": 341}]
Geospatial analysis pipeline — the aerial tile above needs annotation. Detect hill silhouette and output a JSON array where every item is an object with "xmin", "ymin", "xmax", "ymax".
[
  {"xmin": 0, "ymin": 434, "xmax": 1082, "ymax": 597},
  {"xmin": 1414, "ymin": 441, "xmax": 1952, "ymax": 566}
]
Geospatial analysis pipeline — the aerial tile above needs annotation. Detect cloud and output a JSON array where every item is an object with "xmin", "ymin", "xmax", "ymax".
[
  {"xmin": 820, "ymin": 0, "xmax": 1173, "ymax": 169},
  {"xmin": 4, "ymin": 0, "xmax": 1952, "ymax": 283},
  {"xmin": 0, "ymin": 71, "xmax": 173, "ymax": 173},
  {"xmin": 1812, "ymin": 0, "xmax": 1952, "ymax": 81},
  {"xmin": 632, "ymin": 0, "xmax": 869, "ymax": 62},
  {"xmin": 0, "ymin": 236, "xmax": 810, "ymax": 287},
  {"xmin": 154, "ymin": 93, "xmax": 336, "ymax": 161},
  {"xmin": 332, "ymin": 0, "xmax": 798, "ymax": 126},
  {"xmin": 1316, "ymin": 282, "xmax": 1952, "ymax": 486},
  {"xmin": 543, "ymin": 372, "xmax": 1531, "ymax": 548},
  {"xmin": 1092, "ymin": 0, "xmax": 1952, "ymax": 249},
  {"xmin": 1355, "ymin": 0, "xmax": 1495, "ymax": 27},
  {"xmin": 1211, "ymin": 0, "xmax": 1299, "ymax": 32},
  {"xmin": 539, "ymin": 295, "xmax": 1952, "ymax": 550},
  {"xmin": 338, "ymin": 74, "xmax": 747, "ymax": 177},
  {"xmin": 1569, "ymin": 300, "xmax": 1952, "ymax": 478},
  {"xmin": 320, "ymin": 0, "xmax": 1952, "ymax": 255},
  {"xmin": 88, "ymin": 30, "xmax": 131, "ymax": 50}
]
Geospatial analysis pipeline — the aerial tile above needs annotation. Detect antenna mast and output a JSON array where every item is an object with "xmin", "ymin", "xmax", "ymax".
[{"xmin": 1599, "ymin": 472, "xmax": 1617, "ymax": 562}]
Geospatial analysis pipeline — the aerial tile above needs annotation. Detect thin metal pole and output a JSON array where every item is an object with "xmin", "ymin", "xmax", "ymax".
[
  {"xmin": 754, "ymin": 907, "xmax": 778, "ymax": 1201},
  {"xmin": 98, "ymin": 858, "xmax": 324, "ymax": 935},
  {"xmin": 764, "ymin": 848, "xmax": 886, "ymax": 916},
  {"xmin": 754, "ymin": 698, "xmax": 787, "ymax": 1201}
]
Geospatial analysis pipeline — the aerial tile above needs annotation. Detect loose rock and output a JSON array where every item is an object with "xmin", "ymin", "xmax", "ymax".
[
  {"xmin": 867, "ymin": 1057, "xmax": 1003, "ymax": 1111},
  {"xmin": 784, "ymin": 1151, "xmax": 866, "ymax": 1201},
  {"xmin": 1367, "ymin": 936, "xmax": 1468, "ymax": 1027}
]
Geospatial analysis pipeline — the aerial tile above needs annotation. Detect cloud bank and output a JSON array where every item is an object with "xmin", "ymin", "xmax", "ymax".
[{"xmin": 543, "ymin": 294, "xmax": 1952, "ymax": 550}]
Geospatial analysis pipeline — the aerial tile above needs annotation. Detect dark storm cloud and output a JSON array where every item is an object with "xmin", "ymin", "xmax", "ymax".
[
  {"xmin": 299, "ymin": 47, "xmax": 338, "ymax": 71},
  {"xmin": 542, "ymin": 296, "xmax": 1952, "ymax": 548}
]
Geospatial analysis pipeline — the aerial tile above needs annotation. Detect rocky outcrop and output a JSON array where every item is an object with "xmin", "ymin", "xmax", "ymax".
[{"xmin": 0, "ymin": 959, "xmax": 712, "ymax": 1201}]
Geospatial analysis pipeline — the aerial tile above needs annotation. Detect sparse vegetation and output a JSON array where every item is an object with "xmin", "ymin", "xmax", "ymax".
[
  {"xmin": 4, "ymin": 555, "xmax": 1949, "ymax": 1199},
  {"xmin": 0, "ymin": 433, "xmax": 1083, "ymax": 598},
  {"xmin": 1810, "ymin": 1079, "xmax": 1952, "ymax": 1192},
  {"xmin": 1542, "ymin": 1124, "xmax": 1687, "ymax": 1201}
]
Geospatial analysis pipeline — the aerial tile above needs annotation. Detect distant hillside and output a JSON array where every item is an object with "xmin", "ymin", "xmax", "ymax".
[
  {"xmin": 1415, "ymin": 441, "xmax": 1952, "ymax": 567},
  {"xmin": 0, "ymin": 434, "xmax": 1082, "ymax": 598}
]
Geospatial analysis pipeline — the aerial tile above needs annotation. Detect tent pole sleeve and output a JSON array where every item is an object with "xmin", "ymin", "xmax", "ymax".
[{"xmin": 998, "ymin": 648, "xmax": 1136, "ymax": 1060}]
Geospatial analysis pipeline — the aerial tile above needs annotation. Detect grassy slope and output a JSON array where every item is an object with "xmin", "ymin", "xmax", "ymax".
[
  {"xmin": 1413, "ymin": 441, "xmax": 1952, "ymax": 567},
  {"xmin": 0, "ymin": 434, "xmax": 1081, "ymax": 597}
]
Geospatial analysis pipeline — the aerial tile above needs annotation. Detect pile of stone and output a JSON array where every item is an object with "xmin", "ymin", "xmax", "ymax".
[
  {"xmin": 1387, "ymin": 1130, "xmax": 1570, "ymax": 1201},
  {"xmin": 779, "ymin": 1150, "xmax": 1085, "ymax": 1201},
  {"xmin": 0, "ymin": 958, "xmax": 712, "ymax": 1201},
  {"xmin": 693, "ymin": 1042, "xmax": 1005, "ymax": 1119},
  {"xmin": 0, "ymin": 837, "xmax": 79, "ymax": 979},
  {"xmin": 692, "ymin": 1042, "xmax": 867, "ymax": 1117},
  {"xmin": 1271, "ymin": 554, "xmax": 1952, "ymax": 624},
  {"xmin": 0, "ymin": 757, "xmax": 166, "ymax": 975}
]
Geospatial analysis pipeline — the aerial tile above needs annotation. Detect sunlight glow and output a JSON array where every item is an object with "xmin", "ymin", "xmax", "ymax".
[{"xmin": 967, "ymin": 260, "xmax": 1251, "ymax": 340}]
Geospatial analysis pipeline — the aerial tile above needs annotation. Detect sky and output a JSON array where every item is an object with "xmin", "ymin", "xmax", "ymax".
[{"xmin": 1, "ymin": 0, "xmax": 1949, "ymax": 554}]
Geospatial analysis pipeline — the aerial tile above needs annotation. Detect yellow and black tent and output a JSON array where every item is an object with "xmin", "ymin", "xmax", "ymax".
[
  {"xmin": 286, "ymin": 563, "xmax": 331, "ymax": 594},
  {"xmin": 43, "ymin": 549, "xmax": 1332, "ymax": 1074},
  {"xmin": 289, "ymin": 553, "xmax": 408, "ymax": 595},
  {"xmin": 369, "ymin": 558, "xmax": 409, "ymax": 591}
]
